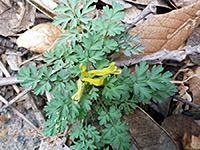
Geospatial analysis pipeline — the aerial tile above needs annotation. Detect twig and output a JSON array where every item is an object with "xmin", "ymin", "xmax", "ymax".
[
  {"xmin": 63, "ymin": 126, "xmax": 69, "ymax": 136},
  {"xmin": 0, "ymin": 87, "xmax": 31, "ymax": 112},
  {"xmin": 168, "ymin": 0, "xmax": 178, "ymax": 9},
  {"xmin": 173, "ymin": 96, "xmax": 200, "ymax": 111},
  {"xmin": 5, "ymin": 49, "xmax": 29, "ymax": 57},
  {"xmin": 115, "ymin": 45, "xmax": 200, "ymax": 67},
  {"xmin": 0, "ymin": 60, "xmax": 20, "ymax": 93},
  {"xmin": 0, "ymin": 95, "xmax": 42, "ymax": 135},
  {"xmin": 170, "ymin": 81, "xmax": 185, "ymax": 84},
  {"xmin": 45, "ymin": 90, "xmax": 54, "ymax": 102},
  {"xmin": 25, "ymin": 0, "xmax": 57, "ymax": 20},
  {"xmin": 0, "ymin": 76, "xmax": 23, "ymax": 86},
  {"xmin": 171, "ymin": 68, "xmax": 187, "ymax": 80},
  {"xmin": 125, "ymin": 2, "xmax": 157, "ymax": 33},
  {"xmin": 19, "ymin": 54, "xmax": 43, "ymax": 66},
  {"xmin": 36, "ymin": 12, "xmax": 52, "ymax": 19}
]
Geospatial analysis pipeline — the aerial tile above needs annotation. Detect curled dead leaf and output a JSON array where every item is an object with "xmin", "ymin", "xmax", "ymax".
[
  {"xmin": 185, "ymin": 68, "xmax": 200, "ymax": 108},
  {"xmin": 0, "ymin": 0, "xmax": 36, "ymax": 36},
  {"xmin": 182, "ymin": 133, "xmax": 200, "ymax": 150},
  {"xmin": 17, "ymin": 23, "xmax": 63, "ymax": 53},
  {"xmin": 162, "ymin": 114, "xmax": 200, "ymax": 149},
  {"xmin": 191, "ymin": 135, "xmax": 200, "ymax": 149},
  {"xmin": 177, "ymin": 85, "xmax": 192, "ymax": 110}
]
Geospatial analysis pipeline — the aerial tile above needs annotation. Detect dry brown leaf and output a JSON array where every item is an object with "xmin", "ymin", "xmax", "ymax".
[
  {"xmin": 172, "ymin": 0, "xmax": 200, "ymax": 7},
  {"xmin": 187, "ymin": 25, "xmax": 200, "ymax": 47},
  {"xmin": 162, "ymin": 114, "xmax": 200, "ymax": 149},
  {"xmin": 185, "ymin": 68, "xmax": 200, "ymax": 108},
  {"xmin": 187, "ymin": 26, "xmax": 200, "ymax": 65},
  {"xmin": 191, "ymin": 135, "xmax": 200, "ymax": 149},
  {"xmin": 123, "ymin": 107, "xmax": 177, "ymax": 150},
  {"xmin": 150, "ymin": 97, "xmax": 171, "ymax": 117},
  {"xmin": 0, "ymin": 0, "xmax": 36, "ymax": 36},
  {"xmin": 17, "ymin": 23, "xmax": 63, "ymax": 54},
  {"xmin": 182, "ymin": 133, "xmax": 200, "ymax": 150},
  {"xmin": 125, "ymin": 0, "xmax": 172, "ymax": 9},
  {"xmin": 6, "ymin": 53, "xmax": 20, "ymax": 71},
  {"xmin": 0, "ymin": 114, "xmax": 7, "ymax": 125},
  {"xmin": 177, "ymin": 85, "xmax": 192, "ymax": 110},
  {"xmin": 101, "ymin": 0, "xmax": 132, "ymax": 9},
  {"xmin": 117, "ymin": 2, "xmax": 200, "ymax": 60}
]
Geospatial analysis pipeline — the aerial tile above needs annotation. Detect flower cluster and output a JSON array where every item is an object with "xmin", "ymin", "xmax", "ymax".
[{"xmin": 72, "ymin": 62, "xmax": 121, "ymax": 102}]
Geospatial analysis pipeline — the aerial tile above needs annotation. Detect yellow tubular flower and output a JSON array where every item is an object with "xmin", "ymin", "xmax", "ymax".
[
  {"xmin": 80, "ymin": 62, "xmax": 121, "ymax": 76},
  {"xmin": 88, "ymin": 62, "xmax": 122, "ymax": 75},
  {"xmin": 72, "ymin": 79, "xmax": 84, "ymax": 103},
  {"xmin": 80, "ymin": 63, "xmax": 89, "ymax": 77},
  {"xmin": 81, "ymin": 77, "xmax": 105, "ymax": 86},
  {"xmin": 79, "ymin": 62, "xmax": 121, "ymax": 87}
]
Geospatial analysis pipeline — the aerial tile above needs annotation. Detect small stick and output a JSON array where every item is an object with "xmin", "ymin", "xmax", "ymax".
[
  {"xmin": 25, "ymin": 0, "xmax": 57, "ymax": 20},
  {"xmin": 170, "ymin": 81, "xmax": 185, "ymax": 84},
  {"xmin": 168, "ymin": 0, "xmax": 178, "ymax": 9},
  {"xmin": 0, "ymin": 95, "xmax": 42, "ymax": 135},
  {"xmin": 173, "ymin": 96, "xmax": 200, "ymax": 111},
  {"xmin": 45, "ymin": 90, "xmax": 54, "ymax": 102},
  {"xmin": 19, "ymin": 54, "xmax": 43, "ymax": 66},
  {"xmin": 0, "ymin": 87, "xmax": 31, "ymax": 112},
  {"xmin": 0, "ymin": 76, "xmax": 23, "ymax": 86},
  {"xmin": 0, "ymin": 60, "xmax": 20, "ymax": 93},
  {"xmin": 171, "ymin": 68, "xmax": 188, "ymax": 80},
  {"xmin": 125, "ymin": 2, "xmax": 157, "ymax": 33}
]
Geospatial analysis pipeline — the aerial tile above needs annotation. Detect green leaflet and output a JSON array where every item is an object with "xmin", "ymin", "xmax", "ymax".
[
  {"xmin": 131, "ymin": 61, "xmax": 177, "ymax": 103},
  {"xmin": 102, "ymin": 120, "xmax": 131, "ymax": 149},
  {"xmin": 69, "ymin": 124, "xmax": 101, "ymax": 150}
]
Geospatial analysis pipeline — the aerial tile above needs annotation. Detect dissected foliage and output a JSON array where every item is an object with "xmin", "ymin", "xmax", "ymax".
[{"xmin": 16, "ymin": 0, "xmax": 176, "ymax": 149}]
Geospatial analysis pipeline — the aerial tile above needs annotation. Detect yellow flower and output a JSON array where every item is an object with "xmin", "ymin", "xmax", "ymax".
[
  {"xmin": 71, "ymin": 79, "xmax": 84, "ymax": 103},
  {"xmin": 89, "ymin": 62, "xmax": 121, "ymax": 75},
  {"xmin": 80, "ymin": 62, "xmax": 121, "ymax": 77},
  {"xmin": 80, "ymin": 63, "xmax": 89, "ymax": 77},
  {"xmin": 81, "ymin": 77, "xmax": 105, "ymax": 86},
  {"xmin": 72, "ymin": 62, "xmax": 121, "ymax": 102}
]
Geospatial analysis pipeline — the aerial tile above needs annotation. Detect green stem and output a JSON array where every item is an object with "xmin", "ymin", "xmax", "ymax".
[
  {"xmin": 87, "ymin": 52, "xmax": 90, "ymax": 72},
  {"xmin": 103, "ymin": 19, "xmax": 111, "ymax": 45},
  {"xmin": 110, "ymin": 52, "xmax": 117, "ymax": 62},
  {"xmin": 85, "ymin": 117, "xmax": 88, "ymax": 127},
  {"xmin": 103, "ymin": 30, "xmax": 108, "ymax": 44},
  {"xmin": 98, "ymin": 98, "xmax": 114, "ymax": 125},
  {"xmin": 69, "ymin": 8, "xmax": 84, "ymax": 34},
  {"xmin": 98, "ymin": 98, "xmax": 124, "ymax": 139}
]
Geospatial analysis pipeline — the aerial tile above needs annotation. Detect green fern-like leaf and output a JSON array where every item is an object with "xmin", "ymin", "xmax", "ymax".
[{"xmin": 131, "ymin": 61, "xmax": 177, "ymax": 104}]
